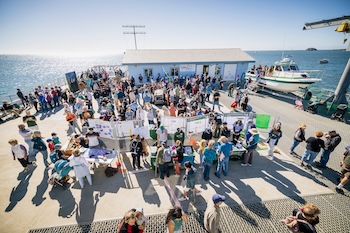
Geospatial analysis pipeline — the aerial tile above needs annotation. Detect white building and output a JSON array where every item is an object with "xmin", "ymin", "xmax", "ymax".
[{"xmin": 122, "ymin": 48, "xmax": 255, "ymax": 85}]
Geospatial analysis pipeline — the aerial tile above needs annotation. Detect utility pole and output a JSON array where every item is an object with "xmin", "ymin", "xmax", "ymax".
[{"xmin": 123, "ymin": 25, "xmax": 146, "ymax": 50}]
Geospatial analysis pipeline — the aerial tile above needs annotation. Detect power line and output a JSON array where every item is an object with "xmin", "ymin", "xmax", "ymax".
[{"xmin": 122, "ymin": 25, "xmax": 146, "ymax": 50}]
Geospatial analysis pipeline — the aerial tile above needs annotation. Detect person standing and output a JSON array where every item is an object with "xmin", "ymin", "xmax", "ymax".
[
  {"xmin": 212, "ymin": 89, "xmax": 221, "ymax": 112},
  {"xmin": 18, "ymin": 124, "xmax": 34, "ymax": 156},
  {"xmin": 155, "ymin": 142, "xmax": 169, "ymax": 180},
  {"xmin": 22, "ymin": 110, "xmax": 39, "ymax": 131},
  {"xmin": 289, "ymin": 124, "xmax": 307, "ymax": 155},
  {"xmin": 241, "ymin": 93, "xmax": 249, "ymax": 111},
  {"xmin": 156, "ymin": 125, "xmax": 168, "ymax": 146},
  {"xmin": 65, "ymin": 110, "xmax": 82, "ymax": 134},
  {"xmin": 203, "ymin": 140, "xmax": 216, "ymax": 181},
  {"xmin": 69, "ymin": 149, "xmax": 92, "ymax": 188},
  {"xmin": 335, "ymin": 146, "xmax": 350, "ymax": 194},
  {"xmin": 315, "ymin": 130, "xmax": 341, "ymax": 168},
  {"xmin": 130, "ymin": 135, "xmax": 143, "ymax": 170},
  {"xmin": 178, "ymin": 161, "xmax": 201, "ymax": 201},
  {"xmin": 300, "ymin": 130, "xmax": 325, "ymax": 168},
  {"xmin": 267, "ymin": 122, "xmax": 283, "ymax": 160},
  {"xmin": 8, "ymin": 139, "xmax": 35, "ymax": 172},
  {"xmin": 86, "ymin": 127, "xmax": 100, "ymax": 149},
  {"xmin": 204, "ymin": 194, "xmax": 226, "ymax": 233},
  {"xmin": 173, "ymin": 128, "xmax": 185, "ymax": 145},
  {"xmin": 31, "ymin": 131, "xmax": 49, "ymax": 168},
  {"xmin": 17, "ymin": 88, "xmax": 27, "ymax": 108},
  {"xmin": 165, "ymin": 206, "xmax": 188, "ymax": 233},
  {"xmin": 241, "ymin": 128, "xmax": 260, "ymax": 167},
  {"xmin": 232, "ymin": 120, "xmax": 244, "ymax": 143},
  {"xmin": 214, "ymin": 137, "xmax": 232, "ymax": 178}
]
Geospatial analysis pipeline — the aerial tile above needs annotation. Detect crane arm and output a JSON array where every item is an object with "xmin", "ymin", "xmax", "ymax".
[{"xmin": 303, "ymin": 15, "xmax": 350, "ymax": 30}]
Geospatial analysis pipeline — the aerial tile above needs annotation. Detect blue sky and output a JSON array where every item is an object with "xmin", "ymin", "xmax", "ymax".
[{"xmin": 0, "ymin": 0, "xmax": 349, "ymax": 55}]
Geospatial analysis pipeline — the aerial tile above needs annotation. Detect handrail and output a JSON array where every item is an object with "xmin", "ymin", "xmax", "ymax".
[{"xmin": 1, "ymin": 77, "xmax": 68, "ymax": 104}]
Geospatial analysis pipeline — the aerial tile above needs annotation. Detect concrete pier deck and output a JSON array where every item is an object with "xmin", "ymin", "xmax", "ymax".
[{"xmin": 0, "ymin": 89, "xmax": 349, "ymax": 233}]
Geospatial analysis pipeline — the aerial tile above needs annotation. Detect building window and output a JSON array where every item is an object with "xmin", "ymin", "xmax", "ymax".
[
  {"xmin": 170, "ymin": 68, "xmax": 179, "ymax": 76},
  {"xmin": 215, "ymin": 66, "xmax": 221, "ymax": 75},
  {"xmin": 144, "ymin": 68, "xmax": 153, "ymax": 77}
]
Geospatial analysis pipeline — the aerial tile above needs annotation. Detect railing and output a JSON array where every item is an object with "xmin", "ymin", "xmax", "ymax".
[{"xmin": 1, "ymin": 77, "xmax": 68, "ymax": 104}]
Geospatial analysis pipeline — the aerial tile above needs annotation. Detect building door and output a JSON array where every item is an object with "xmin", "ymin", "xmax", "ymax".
[
  {"xmin": 196, "ymin": 65, "xmax": 203, "ymax": 75},
  {"xmin": 223, "ymin": 64, "xmax": 237, "ymax": 80},
  {"xmin": 208, "ymin": 64, "xmax": 216, "ymax": 77},
  {"xmin": 203, "ymin": 65, "xmax": 209, "ymax": 75}
]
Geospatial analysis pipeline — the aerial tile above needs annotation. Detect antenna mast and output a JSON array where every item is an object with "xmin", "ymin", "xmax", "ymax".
[{"xmin": 123, "ymin": 25, "xmax": 146, "ymax": 50}]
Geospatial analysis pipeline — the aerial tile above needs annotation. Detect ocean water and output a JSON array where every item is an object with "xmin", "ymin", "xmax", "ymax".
[
  {"xmin": 246, "ymin": 50, "xmax": 350, "ymax": 92},
  {"xmin": 0, "ymin": 51, "xmax": 349, "ymax": 102},
  {"xmin": 0, "ymin": 54, "xmax": 123, "ymax": 102}
]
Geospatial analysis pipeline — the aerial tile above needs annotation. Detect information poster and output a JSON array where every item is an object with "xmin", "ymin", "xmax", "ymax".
[
  {"xmin": 186, "ymin": 116, "xmax": 208, "ymax": 135},
  {"xmin": 115, "ymin": 121, "xmax": 135, "ymax": 137},
  {"xmin": 161, "ymin": 116, "xmax": 186, "ymax": 134},
  {"xmin": 132, "ymin": 126, "xmax": 151, "ymax": 139},
  {"xmin": 88, "ymin": 119, "xmax": 114, "ymax": 139},
  {"xmin": 223, "ymin": 114, "xmax": 249, "ymax": 130},
  {"xmin": 255, "ymin": 114, "xmax": 271, "ymax": 129}
]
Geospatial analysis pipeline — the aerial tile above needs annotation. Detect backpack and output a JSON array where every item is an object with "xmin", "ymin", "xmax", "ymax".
[
  {"xmin": 162, "ymin": 148, "xmax": 172, "ymax": 163},
  {"xmin": 283, "ymin": 211, "xmax": 315, "ymax": 233},
  {"xmin": 105, "ymin": 166, "xmax": 118, "ymax": 177}
]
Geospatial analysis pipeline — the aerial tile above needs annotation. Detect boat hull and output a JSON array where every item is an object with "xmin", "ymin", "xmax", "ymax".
[{"xmin": 245, "ymin": 73, "xmax": 321, "ymax": 92}]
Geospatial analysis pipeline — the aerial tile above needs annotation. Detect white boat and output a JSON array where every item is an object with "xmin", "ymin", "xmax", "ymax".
[
  {"xmin": 245, "ymin": 58, "xmax": 322, "ymax": 92},
  {"xmin": 319, "ymin": 58, "xmax": 329, "ymax": 64}
]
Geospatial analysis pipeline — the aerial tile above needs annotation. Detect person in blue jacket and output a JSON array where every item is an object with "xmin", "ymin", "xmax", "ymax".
[
  {"xmin": 203, "ymin": 140, "xmax": 217, "ymax": 181},
  {"xmin": 214, "ymin": 137, "xmax": 233, "ymax": 178}
]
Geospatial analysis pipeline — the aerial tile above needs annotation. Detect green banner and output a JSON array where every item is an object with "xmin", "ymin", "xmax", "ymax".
[{"xmin": 255, "ymin": 114, "xmax": 270, "ymax": 129}]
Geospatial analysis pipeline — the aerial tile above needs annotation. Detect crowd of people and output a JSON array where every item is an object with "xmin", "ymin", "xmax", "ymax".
[{"xmin": 4, "ymin": 66, "xmax": 349, "ymax": 233}]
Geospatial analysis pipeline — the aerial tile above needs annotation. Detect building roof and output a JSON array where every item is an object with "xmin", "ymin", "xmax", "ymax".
[{"xmin": 122, "ymin": 48, "xmax": 255, "ymax": 64}]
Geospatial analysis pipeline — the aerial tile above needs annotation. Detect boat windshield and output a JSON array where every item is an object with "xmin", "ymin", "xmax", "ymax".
[{"xmin": 282, "ymin": 65, "xmax": 299, "ymax": 72}]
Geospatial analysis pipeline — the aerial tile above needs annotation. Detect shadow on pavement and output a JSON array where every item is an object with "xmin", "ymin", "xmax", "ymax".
[
  {"xmin": 5, "ymin": 168, "xmax": 35, "ymax": 212},
  {"xmin": 32, "ymin": 168, "xmax": 49, "ymax": 206}
]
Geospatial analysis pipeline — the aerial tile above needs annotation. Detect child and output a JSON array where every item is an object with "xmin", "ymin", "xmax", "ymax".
[
  {"xmin": 178, "ymin": 161, "xmax": 201, "ymax": 201},
  {"xmin": 8, "ymin": 139, "xmax": 35, "ymax": 172},
  {"xmin": 51, "ymin": 132, "xmax": 61, "ymax": 145},
  {"xmin": 47, "ymin": 138, "xmax": 55, "ymax": 152}
]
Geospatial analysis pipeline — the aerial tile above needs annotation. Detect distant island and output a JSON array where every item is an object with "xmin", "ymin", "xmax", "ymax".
[{"xmin": 306, "ymin": 48, "xmax": 317, "ymax": 51}]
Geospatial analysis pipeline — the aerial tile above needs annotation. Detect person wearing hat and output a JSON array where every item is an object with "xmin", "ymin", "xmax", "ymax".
[
  {"xmin": 31, "ymin": 131, "xmax": 49, "ymax": 167},
  {"xmin": 51, "ymin": 132, "xmax": 61, "ymax": 145},
  {"xmin": 315, "ymin": 130, "xmax": 342, "ymax": 168},
  {"xmin": 267, "ymin": 122, "xmax": 283, "ymax": 160},
  {"xmin": 204, "ymin": 193, "xmax": 226, "ymax": 233},
  {"xmin": 245, "ymin": 119, "xmax": 256, "ymax": 141},
  {"xmin": 65, "ymin": 110, "xmax": 82, "ymax": 135},
  {"xmin": 174, "ymin": 128, "xmax": 185, "ymax": 145},
  {"xmin": 86, "ymin": 127, "xmax": 100, "ymax": 148},
  {"xmin": 156, "ymin": 125, "xmax": 168, "ymax": 146},
  {"xmin": 300, "ymin": 130, "xmax": 325, "ymax": 168},
  {"xmin": 18, "ymin": 124, "xmax": 34, "ymax": 155},
  {"xmin": 220, "ymin": 122, "xmax": 231, "ymax": 138},
  {"xmin": 289, "ymin": 124, "xmax": 307, "ymax": 155},
  {"xmin": 47, "ymin": 138, "xmax": 55, "ymax": 152},
  {"xmin": 232, "ymin": 120, "xmax": 244, "ymax": 143},
  {"xmin": 242, "ymin": 128, "xmax": 260, "ymax": 166}
]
